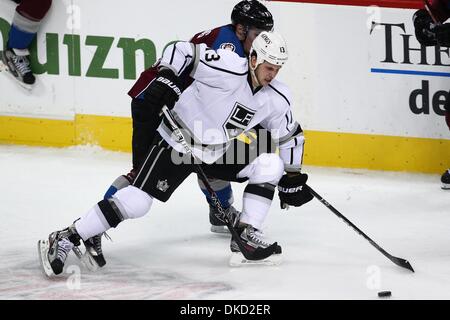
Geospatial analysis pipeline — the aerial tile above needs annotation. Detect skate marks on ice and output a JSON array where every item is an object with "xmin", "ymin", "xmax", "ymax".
[{"xmin": 0, "ymin": 249, "xmax": 232, "ymax": 300}]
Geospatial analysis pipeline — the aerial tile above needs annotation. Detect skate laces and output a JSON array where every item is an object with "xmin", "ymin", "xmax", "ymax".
[
  {"xmin": 93, "ymin": 235, "xmax": 102, "ymax": 254},
  {"xmin": 246, "ymin": 227, "xmax": 271, "ymax": 247},
  {"xmin": 12, "ymin": 54, "xmax": 31, "ymax": 76},
  {"xmin": 90, "ymin": 232, "xmax": 111, "ymax": 255},
  {"xmin": 57, "ymin": 238, "xmax": 74, "ymax": 262}
]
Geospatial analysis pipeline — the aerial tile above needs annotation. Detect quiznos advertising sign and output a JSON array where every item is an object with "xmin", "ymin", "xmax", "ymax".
[{"xmin": 0, "ymin": 17, "xmax": 157, "ymax": 80}]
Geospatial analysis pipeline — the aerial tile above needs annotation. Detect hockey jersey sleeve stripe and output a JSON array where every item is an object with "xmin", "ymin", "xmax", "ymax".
[
  {"xmin": 279, "ymin": 134, "xmax": 305, "ymax": 173},
  {"xmin": 169, "ymin": 42, "xmax": 177, "ymax": 65},
  {"xmin": 284, "ymin": 114, "xmax": 290, "ymax": 131},
  {"xmin": 278, "ymin": 122, "xmax": 303, "ymax": 146},
  {"xmin": 177, "ymin": 54, "xmax": 192, "ymax": 75},
  {"xmin": 290, "ymin": 137, "xmax": 299, "ymax": 166},
  {"xmin": 199, "ymin": 60, "xmax": 248, "ymax": 76},
  {"xmin": 159, "ymin": 42, "xmax": 197, "ymax": 76},
  {"xmin": 189, "ymin": 43, "xmax": 201, "ymax": 78},
  {"xmin": 290, "ymin": 147, "xmax": 294, "ymax": 165},
  {"xmin": 268, "ymin": 84, "xmax": 291, "ymax": 106}
]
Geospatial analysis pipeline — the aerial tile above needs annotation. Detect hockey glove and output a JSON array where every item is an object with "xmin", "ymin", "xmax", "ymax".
[
  {"xmin": 278, "ymin": 173, "xmax": 313, "ymax": 209},
  {"xmin": 413, "ymin": 9, "xmax": 437, "ymax": 46},
  {"xmin": 435, "ymin": 23, "xmax": 450, "ymax": 47},
  {"xmin": 144, "ymin": 68, "xmax": 182, "ymax": 111}
]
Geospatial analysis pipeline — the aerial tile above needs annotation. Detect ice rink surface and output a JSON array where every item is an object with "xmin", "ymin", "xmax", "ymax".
[{"xmin": 0, "ymin": 145, "xmax": 449, "ymax": 300}]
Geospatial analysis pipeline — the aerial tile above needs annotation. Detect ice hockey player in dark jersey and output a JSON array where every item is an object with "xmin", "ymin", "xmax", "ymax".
[
  {"xmin": 104, "ymin": 0, "xmax": 275, "ymax": 241},
  {"xmin": 38, "ymin": 31, "xmax": 314, "ymax": 276},
  {"xmin": 0, "ymin": 0, "xmax": 52, "ymax": 89},
  {"xmin": 413, "ymin": 0, "xmax": 450, "ymax": 189}
]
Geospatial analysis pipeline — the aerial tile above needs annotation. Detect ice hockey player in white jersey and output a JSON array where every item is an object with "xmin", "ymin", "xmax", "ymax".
[{"xmin": 38, "ymin": 31, "xmax": 314, "ymax": 276}]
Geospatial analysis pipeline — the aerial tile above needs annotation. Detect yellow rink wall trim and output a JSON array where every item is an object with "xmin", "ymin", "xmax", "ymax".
[
  {"xmin": 0, "ymin": 114, "xmax": 132, "ymax": 151},
  {"xmin": 0, "ymin": 115, "xmax": 448, "ymax": 173}
]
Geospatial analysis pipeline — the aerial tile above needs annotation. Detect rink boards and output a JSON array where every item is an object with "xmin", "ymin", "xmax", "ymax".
[{"xmin": 0, "ymin": 0, "xmax": 449, "ymax": 173}]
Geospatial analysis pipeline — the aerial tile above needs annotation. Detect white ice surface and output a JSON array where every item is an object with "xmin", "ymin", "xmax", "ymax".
[{"xmin": 0, "ymin": 145, "xmax": 449, "ymax": 300}]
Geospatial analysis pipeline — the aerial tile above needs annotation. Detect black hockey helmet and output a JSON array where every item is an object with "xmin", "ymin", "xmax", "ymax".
[{"xmin": 231, "ymin": 0, "xmax": 274, "ymax": 31}]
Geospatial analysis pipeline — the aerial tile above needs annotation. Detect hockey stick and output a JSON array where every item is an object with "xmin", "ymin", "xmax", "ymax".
[
  {"xmin": 424, "ymin": 0, "xmax": 441, "ymax": 25},
  {"xmin": 305, "ymin": 185, "xmax": 414, "ymax": 272},
  {"xmin": 161, "ymin": 106, "xmax": 279, "ymax": 260}
]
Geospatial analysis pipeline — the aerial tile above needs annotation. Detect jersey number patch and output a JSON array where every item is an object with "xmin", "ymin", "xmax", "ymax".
[
  {"xmin": 223, "ymin": 103, "xmax": 256, "ymax": 139},
  {"xmin": 205, "ymin": 51, "xmax": 220, "ymax": 62}
]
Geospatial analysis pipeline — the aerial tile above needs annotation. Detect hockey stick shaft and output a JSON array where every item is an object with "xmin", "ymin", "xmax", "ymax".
[
  {"xmin": 424, "ymin": 0, "xmax": 441, "ymax": 24},
  {"xmin": 305, "ymin": 185, "xmax": 414, "ymax": 272},
  {"xmin": 161, "ymin": 106, "xmax": 275, "ymax": 260}
]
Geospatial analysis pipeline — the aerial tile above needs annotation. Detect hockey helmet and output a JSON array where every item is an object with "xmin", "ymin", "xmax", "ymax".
[
  {"xmin": 231, "ymin": 0, "xmax": 274, "ymax": 31},
  {"xmin": 249, "ymin": 31, "xmax": 288, "ymax": 70}
]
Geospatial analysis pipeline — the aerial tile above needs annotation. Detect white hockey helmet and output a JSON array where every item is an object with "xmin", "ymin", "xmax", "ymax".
[{"xmin": 249, "ymin": 31, "xmax": 288, "ymax": 70}]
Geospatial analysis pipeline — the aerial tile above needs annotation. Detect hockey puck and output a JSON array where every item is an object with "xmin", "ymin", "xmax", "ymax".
[{"xmin": 378, "ymin": 291, "xmax": 392, "ymax": 298}]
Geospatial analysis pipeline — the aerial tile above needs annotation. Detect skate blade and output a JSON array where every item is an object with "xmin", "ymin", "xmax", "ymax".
[
  {"xmin": 442, "ymin": 183, "xmax": 450, "ymax": 190},
  {"xmin": 37, "ymin": 240, "xmax": 55, "ymax": 277},
  {"xmin": 229, "ymin": 252, "xmax": 283, "ymax": 267},
  {"xmin": 210, "ymin": 225, "xmax": 230, "ymax": 234},
  {"xmin": 80, "ymin": 252, "xmax": 100, "ymax": 272}
]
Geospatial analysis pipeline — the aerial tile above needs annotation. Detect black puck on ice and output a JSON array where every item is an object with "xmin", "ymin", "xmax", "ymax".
[{"xmin": 378, "ymin": 291, "xmax": 392, "ymax": 298}]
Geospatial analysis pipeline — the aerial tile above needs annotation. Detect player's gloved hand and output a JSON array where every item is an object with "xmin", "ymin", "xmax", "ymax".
[
  {"xmin": 278, "ymin": 173, "xmax": 313, "ymax": 209},
  {"xmin": 413, "ymin": 9, "xmax": 437, "ymax": 46},
  {"xmin": 435, "ymin": 23, "xmax": 450, "ymax": 47},
  {"xmin": 144, "ymin": 68, "xmax": 182, "ymax": 111}
]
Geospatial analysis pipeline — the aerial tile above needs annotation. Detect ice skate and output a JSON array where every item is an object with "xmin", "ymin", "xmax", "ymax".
[
  {"xmin": 441, "ymin": 169, "xmax": 450, "ymax": 190},
  {"xmin": 81, "ymin": 233, "xmax": 110, "ymax": 271},
  {"xmin": 229, "ymin": 225, "xmax": 282, "ymax": 267},
  {"xmin": 37, "ymin": 224, "xmax": 82, "ymax": 277},
  {"xmin": 0, "ymin": 48, "xmax": 35, "ymax": 90},
  {"xmin": 0, "ymin": 52, "xmax": 8, "ymax": 72},
  {"xmin": 209, "ymin": 204, "xmax": 240, "ymax": 234}
]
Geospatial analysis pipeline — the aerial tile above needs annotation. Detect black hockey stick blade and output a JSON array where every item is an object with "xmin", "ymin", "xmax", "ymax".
[{"xmin": 388, "ymin": 256, "xmax": 414, "ymax": 272}]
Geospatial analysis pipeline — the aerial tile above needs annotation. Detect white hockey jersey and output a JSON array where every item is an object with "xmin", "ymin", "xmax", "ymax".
[{"xmin": 156, "ymin": 42, "xmax": 304, "ymax": 172}]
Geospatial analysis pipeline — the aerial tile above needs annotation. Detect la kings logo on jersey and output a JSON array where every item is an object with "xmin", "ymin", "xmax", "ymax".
[{"xmin": 223, "ymin": 103, "xmax": 255, "ymax": 139}]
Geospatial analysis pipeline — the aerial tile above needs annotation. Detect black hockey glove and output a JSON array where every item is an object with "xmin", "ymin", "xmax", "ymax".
[
  {"xmin": 144, "ymin": 68, "xmax": 182, "ymax": 111},
  {"xmin": 413, "ymin": 9, "xmax": 437, "ymax": 46},
  {"xmin": 435, "ymin": 23, "xmax": 450, "ymax": 47},
  {"xmin": 278, "ymin": 173, "xmax": 313, "ymax": 209}
]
